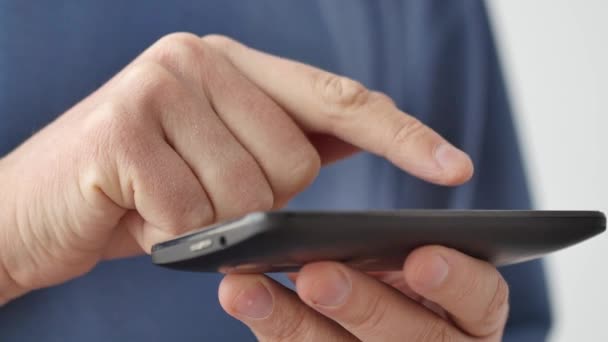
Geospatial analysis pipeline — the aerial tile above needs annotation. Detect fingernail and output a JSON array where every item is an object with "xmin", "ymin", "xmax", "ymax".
[
  {"xmin": 233, "ymin": 281, "xmax": 273, "ymax": 319},
  {"xmin": 310, "ymin": 268, "xmax": 351, "ymax": 308},
  {"xmin": 434, "ymin": 143, "xmax": 467, "ymax": 171},
  {"xmin": 414, "ymin": 254, "xmax": 449, "ymax": 290}
]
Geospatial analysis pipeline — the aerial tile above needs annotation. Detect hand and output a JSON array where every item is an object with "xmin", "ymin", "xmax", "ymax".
[
  {"xmin": 0, "ymin": 34, "xmax": 473, "ymax": 304},
  {"xmin": 219, "ymin": 246, "xmax": 508, "ymax": 341}
]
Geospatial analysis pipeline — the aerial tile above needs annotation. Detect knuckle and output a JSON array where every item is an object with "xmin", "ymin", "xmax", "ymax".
[
  {"xmin": 271, "ymin": 305, "xmax": 311, "ymax": 341},
  {"xmin": 149, "ymin": 32, "xmax": 209, "ymax": 76},
  {"xmin": 391, "ymin": 118, "xmax": 427, "ymax": 148},
  {"xmin": 158, "ymin": 32, "xmax": 203, "ymax": 48},
  {"xmin": 385, "ymin": 117, "xmax": 427, "ymax": 157},
  {"xmin": 416, "ymin": 319, "xmax": 454, "ymax": 342},
  {"xmin": 201, "ymin": 34, "xmax": 235, "ymax": 50},
  {"xmin": 454, "ymin": 270, "xmax": 483, "ymax": 305},
  {"xmin": 457, "ymin": 271, "xmax": 509, "ymax": 336},
  {"xmin": 485, "ymin": 275, "xmax": 510, "ymax": 323},
  {"xmin": 350, "ymin": 293, "xmax": 390, "ymax": 334},
  {"xmin": 314, "ymin": 72, "xmax": 371, "ymax": 116},
  {"xmin": 121, "ymin": 61, "xmax": 183, "ymax": 109},
  {"xmin": 368, "ymin": 90, "xmax": 396, "ymax": 107}
]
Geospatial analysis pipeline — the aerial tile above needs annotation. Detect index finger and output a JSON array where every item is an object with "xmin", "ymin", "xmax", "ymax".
[{"xmin": 203, "ymin": 35, "xmax": 473, "ymax": 186}]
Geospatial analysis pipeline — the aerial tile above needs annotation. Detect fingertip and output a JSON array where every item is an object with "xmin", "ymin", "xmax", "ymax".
[
  {"xmin": 217, "ymin": 274, "xmax": 238, "ymax": 312},
  {"xmin": 218, "ymin": 274, "xmax": 274, "ymax": 320},
  {"xmin": 403, "ymin": 246, "xmax": 453, "ymax": 293},
  {"xmin": 296, "ymin": 261, "xmax": 341, "ymax": 290},
  {"xmin": 295, "ymin": 262, "xmax": 326, "ymax": 295},
  {"xmin": 296, "ymin": 262, "xmax": 351, "ymax": 308},
  {"xmin": 433, "ymin": 143, "xmax": 474, "ymax": 186}
]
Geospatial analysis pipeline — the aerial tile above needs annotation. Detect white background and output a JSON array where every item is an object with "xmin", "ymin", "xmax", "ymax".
[{"xmin": 486, "ymin": 1, "xmax": 608, "ymax": 341}]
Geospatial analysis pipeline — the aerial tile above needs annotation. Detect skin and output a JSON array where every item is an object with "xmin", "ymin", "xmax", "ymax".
[{"xmin": 0, "ymin": 33, "xmax": 509, "ymax": 341}]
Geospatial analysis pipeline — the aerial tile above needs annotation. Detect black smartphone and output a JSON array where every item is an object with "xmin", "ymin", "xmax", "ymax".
[{"xmin": 151, "ymin": 210, "xmax": 605, "ymax": 273}]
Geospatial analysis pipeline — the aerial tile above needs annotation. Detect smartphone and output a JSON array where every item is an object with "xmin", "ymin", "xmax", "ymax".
[{"xmin": 151, "ymin": 210, "xmax": 605, "ymax": 273}]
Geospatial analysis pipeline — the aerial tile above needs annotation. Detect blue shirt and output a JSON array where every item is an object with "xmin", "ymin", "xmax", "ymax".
[{"xmin": 0, "ymin": 1, "xmax": 551, "ymax": 341}]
